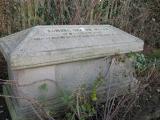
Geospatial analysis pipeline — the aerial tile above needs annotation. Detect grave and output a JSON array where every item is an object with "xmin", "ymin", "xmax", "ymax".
[{"xmin": 0, "ymin": 25, "xmax": 144, "ymax": 120}]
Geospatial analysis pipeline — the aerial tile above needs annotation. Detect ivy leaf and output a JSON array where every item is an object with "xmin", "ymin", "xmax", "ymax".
[{"xmin": 38, "ymin": 83, "xmax": 48, "ymax": 92}]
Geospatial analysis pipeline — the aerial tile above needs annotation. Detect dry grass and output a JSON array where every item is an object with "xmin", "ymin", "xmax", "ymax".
[{"xmin": 0, "ymin": 0, "xmax": 159, "ymax": 47}]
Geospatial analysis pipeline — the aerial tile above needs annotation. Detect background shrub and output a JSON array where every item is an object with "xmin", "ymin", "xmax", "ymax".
[{"xmin": 0, "ymin": 0, "xmax": 160, "ymax": 48}]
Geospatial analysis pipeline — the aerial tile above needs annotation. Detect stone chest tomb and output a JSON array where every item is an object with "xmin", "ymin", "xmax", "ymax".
[{"xmin": 0, "ymin": 25, "xmax": 144, "ymax": 120}]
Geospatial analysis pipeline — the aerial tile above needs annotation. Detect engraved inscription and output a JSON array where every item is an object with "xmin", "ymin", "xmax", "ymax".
[{"xmin": 34, "ymin": 27, "xmax": 113, "ymax": 40}]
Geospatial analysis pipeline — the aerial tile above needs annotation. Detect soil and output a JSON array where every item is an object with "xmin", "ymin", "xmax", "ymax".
[{"xmin": 132, "ymin": 71, "xmax": 160, "ymax": 120}]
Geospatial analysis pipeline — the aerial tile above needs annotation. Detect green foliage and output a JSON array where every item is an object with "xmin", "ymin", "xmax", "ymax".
[
  {"xmin": 60, "ymin": 90, "xmax": 96, "ymax": 120},
  {"xmin": 129, "ymin": 53, "xmax": 148, "ymax": 73},
  {"xmin": 91, "ymin": 75, "xmax": 104, "ymax": 101},
  {"xmin": 60, "ymin": 91, "xmax": 73, "ymax": 106},
  {"xmin": 58, "ymin": 75, "xmax": 104, "ymax": 120},
  {"xmin": 37, "ymin": 83, "xmax": 48, "ymax": 105},
  {"xmin": 38, "ymin": 83, "xmax": 48, "ymax": 92},
  {"xmin": 34, "ymin": 74, "xmax": 111, "ymax": 120},
  {"xmin": 128, "ymin": 52, "xmax": 160, "ymax": 74}
]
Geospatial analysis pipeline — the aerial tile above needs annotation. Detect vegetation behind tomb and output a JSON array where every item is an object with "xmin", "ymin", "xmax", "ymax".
[{"xmin": 0, "ymin": 0, "xmax": 160, "ymax": 48}]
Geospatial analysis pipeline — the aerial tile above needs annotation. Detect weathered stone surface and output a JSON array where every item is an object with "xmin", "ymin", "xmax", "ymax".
[
  {"xmin": 0, "ymin": 25, "xmax": 143, "ymax": 70},
  {"xmin": 0, "ymin": 25, "xmax": 144, "ymax": 120},
  {"xmin": 3, "ymin": 56, "xmax": 137, "ymax": 120}
]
